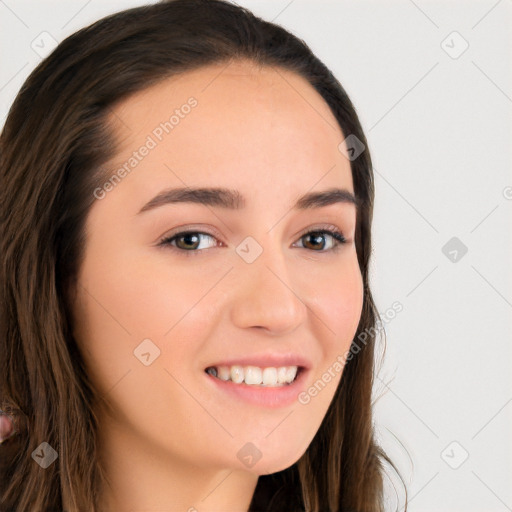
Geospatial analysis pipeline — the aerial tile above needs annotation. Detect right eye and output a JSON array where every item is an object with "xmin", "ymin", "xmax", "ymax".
[{"xmin": 158, "ymin": 231, "xmax": 220, "ymax": 256}]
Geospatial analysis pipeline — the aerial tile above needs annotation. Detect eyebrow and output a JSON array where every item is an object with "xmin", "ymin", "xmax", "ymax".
[{"xmin": 137, "ymin": 186, "xmax": 360, "ymax": 215}]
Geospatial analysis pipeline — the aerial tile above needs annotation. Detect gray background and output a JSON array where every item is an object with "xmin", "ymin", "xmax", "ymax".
[{"xmin": 1, "ymin": 1, "xmax": 511, "ymax": 510}]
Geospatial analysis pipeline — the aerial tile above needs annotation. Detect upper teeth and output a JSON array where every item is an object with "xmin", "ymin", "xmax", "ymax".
[{"xmin": 207, "ymin": 365, "xmax": 298, "ymax": 386}]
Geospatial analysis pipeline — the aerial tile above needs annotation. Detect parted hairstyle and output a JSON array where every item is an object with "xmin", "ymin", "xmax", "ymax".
[{"xmin": 0, "ymin": 0, "xmax": 407, "ymax": 510}]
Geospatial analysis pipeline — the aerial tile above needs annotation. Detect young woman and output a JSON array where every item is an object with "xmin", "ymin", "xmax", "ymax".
[{"xmin": 0, "ymin": 0, "xmax": 406, "ymax": 510}]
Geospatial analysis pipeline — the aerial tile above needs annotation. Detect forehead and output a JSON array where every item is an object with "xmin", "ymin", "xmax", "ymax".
[{"xmin": 102, "ymin": 60, "xmax": 354, "ymax": 207}]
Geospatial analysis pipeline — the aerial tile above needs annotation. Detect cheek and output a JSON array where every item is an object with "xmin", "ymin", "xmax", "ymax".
[
  {"xmin": 311, "ymin": 258, "xmax": 364, "ymax": 351},
  {"xmin": 77, "ymin": 249, "xmax": 214, "ymax": 340},
  {"xmin": 70, "ymin": 250, "xmax": 221, "ymax": 451},
  {"xmin": 71, "ymin": 249, "xmax": 223, "ymax": 391},
  {"xmin": 288, "ymin": 263, "xmax": 363, "ymax": 447}
]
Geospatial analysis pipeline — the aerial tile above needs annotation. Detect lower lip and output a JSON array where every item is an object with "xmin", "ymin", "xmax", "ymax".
[{"xmin": 205, "ymin": 368, "xmax": 309, "ymax": 409}]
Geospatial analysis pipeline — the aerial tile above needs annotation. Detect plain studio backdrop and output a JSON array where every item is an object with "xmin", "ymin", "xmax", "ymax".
[{"xmin": 1, "ymin": 1, "xmax": 511, "ymax": 510}]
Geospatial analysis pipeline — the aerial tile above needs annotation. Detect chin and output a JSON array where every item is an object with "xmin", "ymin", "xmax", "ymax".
[{"xmin": 241, "ymin": 447, "xmax": 307, "ymax": 476}]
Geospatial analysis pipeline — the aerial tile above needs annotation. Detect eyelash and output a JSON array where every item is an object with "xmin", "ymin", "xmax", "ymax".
[{"xmin": 157, "ymin": 225, "xmax": 347, "ymax": 257}]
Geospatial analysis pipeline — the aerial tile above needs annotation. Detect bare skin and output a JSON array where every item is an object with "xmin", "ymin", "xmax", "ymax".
[{"xmin": 69, "ymin": 59, "xmax": 363, "ymax": 512}]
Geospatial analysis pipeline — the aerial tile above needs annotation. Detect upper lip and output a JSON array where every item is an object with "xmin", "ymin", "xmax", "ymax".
[{"xmin": 205, "ymin": 353, "xmax": 312, "ymax": 370}]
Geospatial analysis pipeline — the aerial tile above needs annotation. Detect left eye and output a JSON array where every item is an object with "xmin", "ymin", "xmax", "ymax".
[
  {"xmin": 158, "ymin": 229, "xmax": 347, "ymax": 256},
  {"xmin": 296, "ymin": 229, "xmax": 346, "ymax": 251}
]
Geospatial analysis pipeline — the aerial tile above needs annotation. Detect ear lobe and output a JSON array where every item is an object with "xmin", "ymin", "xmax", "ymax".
[{"xmin": 0, "ymin": 412, "xmax": 16, "ymax": 443}]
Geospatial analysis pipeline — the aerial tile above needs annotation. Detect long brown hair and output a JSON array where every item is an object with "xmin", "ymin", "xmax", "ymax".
[{"xmin": 0, "ymin": 0, "xmax": 407, "ymax": 510}]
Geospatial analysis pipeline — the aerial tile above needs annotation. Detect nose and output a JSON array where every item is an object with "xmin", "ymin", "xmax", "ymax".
[{"xmin": 229, "ymin": 247, "xmax": 307, "ymax": 335}]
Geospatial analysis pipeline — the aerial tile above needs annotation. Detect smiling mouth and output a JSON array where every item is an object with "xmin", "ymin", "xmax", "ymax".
[{"xmin": 204, "ymin": 365, "xmax": 304, "ymax": 387}]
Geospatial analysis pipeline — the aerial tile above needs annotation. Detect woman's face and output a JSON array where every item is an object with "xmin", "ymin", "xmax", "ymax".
[{"xmin": 71, "ymin": 60, "xmax": 364, "ymax": 476}]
